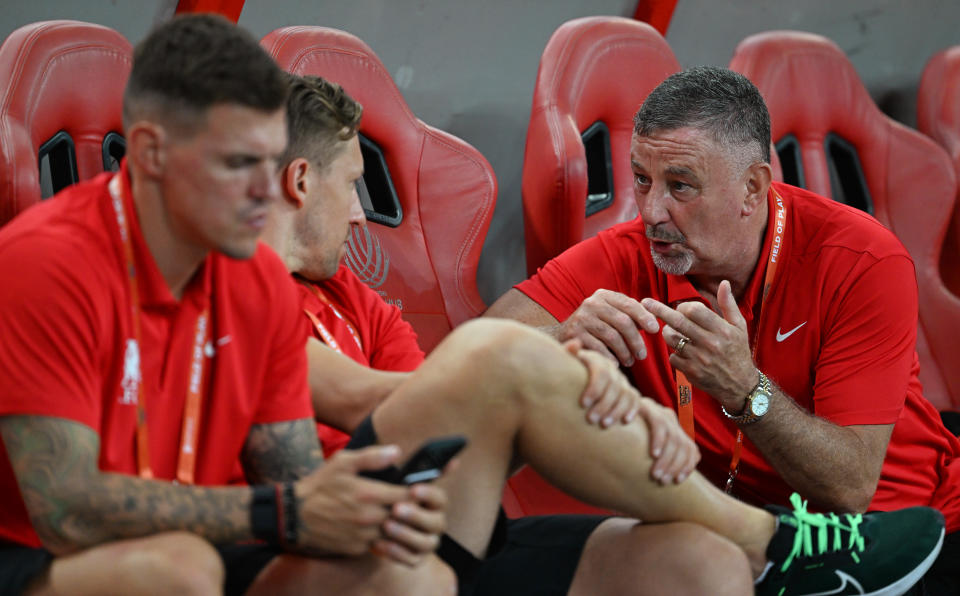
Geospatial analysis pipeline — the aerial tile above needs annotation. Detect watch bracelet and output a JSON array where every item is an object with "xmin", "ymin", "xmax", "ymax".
[{"xmin": 722, "ymin": 371, "xmax": 770, "ymax": 424}]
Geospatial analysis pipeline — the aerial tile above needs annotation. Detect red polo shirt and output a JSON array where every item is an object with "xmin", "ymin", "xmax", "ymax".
[
  {"xmin": 299, "ymin": 265, "xmax": 424, "ymax": 456},
  {"xmin": 517, "ymin": 182, "xmax": 960, "ymax": 530},
  {"xmin": 0, "ymin": 162, "xmax": 312, "ymax": 547}
]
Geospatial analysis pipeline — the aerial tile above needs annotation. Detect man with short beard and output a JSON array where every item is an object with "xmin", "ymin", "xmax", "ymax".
[{"xmin": 487, "ymin": 65, "xmax": 960, "ymax": 593}]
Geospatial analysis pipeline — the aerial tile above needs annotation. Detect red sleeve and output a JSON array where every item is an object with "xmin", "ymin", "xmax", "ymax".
[
  {"xmin": 0, "ymin": 234, "xmax": 108, "ymax": 429},
  {"xmin": 813, "ymin": 255, "xmax": 918, "ymax": 425},
  {"xmin": 250, "ymin": 255, "xmax": 313, "ymax": 424},
  {"xmin": 352, "ymin": 276, "xmax": 424, "ymax": 372},
  {"xmin": 515, "ymin": 232, "xmax": 631, "ymax": 322}
]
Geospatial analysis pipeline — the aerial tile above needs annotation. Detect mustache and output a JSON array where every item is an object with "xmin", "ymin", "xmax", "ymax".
[{"xmin": 645, "ymin": 224, "xmax": 686, "ymax": 244}]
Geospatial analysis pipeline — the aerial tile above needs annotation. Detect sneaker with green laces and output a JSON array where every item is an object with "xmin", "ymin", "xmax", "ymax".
[{"xmin": 755, "ymin": 493, "xmax": 945, "ymax": 596}]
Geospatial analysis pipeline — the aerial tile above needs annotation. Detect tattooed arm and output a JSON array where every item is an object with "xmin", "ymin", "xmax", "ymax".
[
  {"xmin": 240, "ymin": 417, "xmax": 448, "ymax": 563},
  {"xmin": 241, "ymin": 417, "xmax": 324, "ymax": 484},
  {"xmin": 0, "ymin": 415, "xmax": 252, "ymax": 555},
  {"xmin": 1, "ymin": 414, "xmax": 440, "ymax": 562}
]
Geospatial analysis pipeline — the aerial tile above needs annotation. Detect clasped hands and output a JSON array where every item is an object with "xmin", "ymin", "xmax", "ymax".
[{"xmin": 563, "ymin": 282, "xmax": 760, "ymax": 483}]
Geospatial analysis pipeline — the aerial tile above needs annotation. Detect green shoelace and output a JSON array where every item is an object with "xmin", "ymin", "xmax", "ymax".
[{"xmin": 780, "ymin": 493, "xmax": 866, "ymax": 572}]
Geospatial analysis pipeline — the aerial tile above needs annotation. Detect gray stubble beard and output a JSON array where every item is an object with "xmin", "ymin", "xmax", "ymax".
[{"xmin": 650, "ymin": 248, "xmax": 694, "ymax": 276}]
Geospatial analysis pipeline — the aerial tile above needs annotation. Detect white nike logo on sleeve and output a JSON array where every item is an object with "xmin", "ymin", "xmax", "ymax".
[{"xmin": 776, "ymin": 321, "xmax": 807, "ymax": 342}]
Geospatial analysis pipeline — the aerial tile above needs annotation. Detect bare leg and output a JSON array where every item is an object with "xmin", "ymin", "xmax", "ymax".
[
  {"xmin": 371, "ymin": 319, "xmax": 774, "ymax": 574},
  {"xmin": 246, "ymin": 552, "xmax": 456, "ymax": 596},
  {"xmin": 26, "ymin": 531, "xmax": 455, "ymax": 596},
  {"xmin": 27, "ymin": 532, "xmax": 224, "ymax": 596},
  {"xmin": 569, "ymin": 519, "xmax": 753, "ymax": 596}
]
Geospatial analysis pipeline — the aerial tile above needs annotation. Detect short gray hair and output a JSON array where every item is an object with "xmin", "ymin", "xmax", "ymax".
[{"xmin": 633, "ymin": 66, "xmax": 770, "ymax": 164}]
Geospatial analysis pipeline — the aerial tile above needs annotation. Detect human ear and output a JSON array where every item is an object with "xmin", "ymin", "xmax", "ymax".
[
  {"xmin": 126, "ymin": 122, "xmax": 166, "ymax": 178},
  {"xmin": 281, "ymin": 158, "xmax": 310, "ymax": 209},
  {"xmin": 742, "ymin": 161, "xmax": 773, "ymax": 215}
]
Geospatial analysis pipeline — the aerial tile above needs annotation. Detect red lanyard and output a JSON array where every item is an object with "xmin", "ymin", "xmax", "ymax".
[
  {"xmin": 108, "ymin": 175, "xmax": 210, "ymax": 485},
  {"xmin": 673, "ymin": 189, "xmax": 786, "ymax": 494},
  {"xmin": 299, "ymin": 279, "xmax": 363, "ymax": 354}
]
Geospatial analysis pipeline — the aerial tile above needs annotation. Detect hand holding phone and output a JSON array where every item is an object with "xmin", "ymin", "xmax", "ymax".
[{"xmin": 361, "ymin": 435, "xmax": 467, "ymax": 485}]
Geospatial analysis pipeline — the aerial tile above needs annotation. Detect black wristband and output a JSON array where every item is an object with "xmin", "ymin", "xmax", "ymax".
[
  {"xmin": 250, "ymin": 484, "xmax": 279, "ymax": 544},
  {"xmin": 250, "ymin": 485, "xmax": 280, "ymax": 544}
]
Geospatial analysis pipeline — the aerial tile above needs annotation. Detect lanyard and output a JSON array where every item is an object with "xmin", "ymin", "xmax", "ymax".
[
  {"xmin": 672, "ymin": 189, "xmax": 786, "ymax": 494},
  {"xmin": 299, "ymin": 279, "xmax": 363, "ymax": 353},
  {"xmin": 108, "ymin": 175, "xmax": 211, "ymax": 485}
]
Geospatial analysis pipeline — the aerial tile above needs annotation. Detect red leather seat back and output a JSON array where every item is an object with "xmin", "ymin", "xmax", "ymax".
[
  {"xmin": 0, "ymin": 20, "xmax": 131, "ymax": 226},
  {"xmin": 730, "ymin": 31, "xmax": 960, "ymax": 411},
  {"xmin": 262, "ymin": 27, "xmax": 496, "ymax": 352},
  {"xmin": 918, "ymin": 47, "xmax": 960, "ymax": 297},
  {"xmin": 521, "ymin": 17, "xmax": 680, "ymax": 276}
]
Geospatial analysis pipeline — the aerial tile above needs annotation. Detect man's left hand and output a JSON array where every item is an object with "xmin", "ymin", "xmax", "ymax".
[
  {"xmin": 567, "ymin": 340, "xmax": 699, "ymax": 484},
  {"xmin": 641, "ymin": 280, "xmax": 759, "ymax": 411},
  {"xmin": 566, "ymin": 339, "xmax": 641, "ymax": 428}
]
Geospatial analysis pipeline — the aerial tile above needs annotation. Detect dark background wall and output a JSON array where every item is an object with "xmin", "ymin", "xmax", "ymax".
[{"xmin": 4, "ymin": 0, "xmax": 959, "ymax": 303}]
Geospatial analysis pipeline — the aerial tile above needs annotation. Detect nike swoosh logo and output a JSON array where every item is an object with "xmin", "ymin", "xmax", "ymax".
[
  {"xmin": 776, "ymin": 322, "xmax": 806, "ymax": 342},
  {"xmin": 798, "ymin": 569, "xmax": 864, "ymax": 595}
]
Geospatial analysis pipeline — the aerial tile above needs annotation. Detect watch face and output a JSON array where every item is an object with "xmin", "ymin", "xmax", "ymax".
[{"xmin": 752, "ymin": 394, "xmax": 770, "ymax": 417}]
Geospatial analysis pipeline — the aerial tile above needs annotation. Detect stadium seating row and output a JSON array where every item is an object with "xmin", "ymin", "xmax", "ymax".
[{"xmin": 1, "ymin": 17, "xmax": 958, "ymax": 518}]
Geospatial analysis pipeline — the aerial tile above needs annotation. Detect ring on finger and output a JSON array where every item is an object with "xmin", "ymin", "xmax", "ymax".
[{"xmin": 674, "ymin": 336, "xmax": 690, "ymax": 355}]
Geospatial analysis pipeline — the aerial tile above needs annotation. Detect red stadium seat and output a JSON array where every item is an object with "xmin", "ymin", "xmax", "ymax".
[
  {"xmin": 261, "ymin": 27, "xmax": 496, "ymax": 353},
  {"xmin": 918, "ymin": 47, "xmax": 960, "ymax": 297},
  {"xmin": 730, "ymin": 31, "xmax": 960, "ymax": 411},
  {"xmin": 0, "ymin": 20, "xmax": 131, "ymax": 226},
  {"xmin": 521, "ymin": 16, "xmax": 680, "ymax": 277}
]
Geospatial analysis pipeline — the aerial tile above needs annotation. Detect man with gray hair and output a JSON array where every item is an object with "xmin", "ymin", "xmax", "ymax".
[{"xmin": 488, "ymin": 65, "xmax": 960, "ymax": 593}]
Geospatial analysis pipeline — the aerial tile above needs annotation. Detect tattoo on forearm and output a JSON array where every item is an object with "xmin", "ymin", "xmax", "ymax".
[
  {"xmin": 1, "ymin": 416, "xmax": 251, "ymax": 553},
  {"xmin": 241, "ymin": 418, "xmax": 323, "ymax": 484}
]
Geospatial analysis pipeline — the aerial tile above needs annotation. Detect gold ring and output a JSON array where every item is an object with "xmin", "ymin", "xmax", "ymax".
[{"xmin": 675, "ymin": 337, "xmax": 689, "ymax": 355}]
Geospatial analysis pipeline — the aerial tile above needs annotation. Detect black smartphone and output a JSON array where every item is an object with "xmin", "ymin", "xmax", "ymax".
[{"xmin": 361, "ymin": 435, "xmax": 468, "ymax": 485}]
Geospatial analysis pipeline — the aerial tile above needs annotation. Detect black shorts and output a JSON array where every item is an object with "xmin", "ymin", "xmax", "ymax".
[
  {"xmin": 477, "ymin": 515, "xmax": 607, "ymax": 596},
  {"xmin": 0, "ymin": 544, "xmax": 53, "ymax": 595},
  {"xmin": 347, "ymin": 416, "xmax": 607, "ymax": 596},
  {"xmin": 0, "ymin": 542, "xmax": 278, "ymax": 596}
]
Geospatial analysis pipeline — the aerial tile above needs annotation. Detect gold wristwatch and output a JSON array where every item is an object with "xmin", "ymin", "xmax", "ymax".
[{"xmin": 722, "ymin": 371, "xmax": 771, "ymax": 425}]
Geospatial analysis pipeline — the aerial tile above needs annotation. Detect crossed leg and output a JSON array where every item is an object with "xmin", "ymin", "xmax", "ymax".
[{"xmin": 370, "ymin": 318, "xmax": 771, "ymax": 592}]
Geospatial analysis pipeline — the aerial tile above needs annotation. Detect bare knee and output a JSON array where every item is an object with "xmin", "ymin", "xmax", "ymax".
[
  {"xmin": 648, "ymin": 523, "xmax": 752, "ymax": 596},
  {"xmin": 677, "ymin": 524, "xmax": 752, "ymax": 596},
  {"xmin": 38, "ymin": 532, "xmax": 223, "ymax": 596},
  {"xmin": 113, "ymin": 532, "xmax": 224, "ymax": 596},
  {"xmin": 247, "ymin": 553, "xmax": 456, "ymax": 596},
  {"xmin": 361, "ymin": 554, "xmax": 457, "ymax": 596},
  {"xmin": 440, "ymin": 318, "xmax": 584, "ymax": 408},
  {"xmin": 443, "ymin": 318, "xmax": 538, "ymax": 364},
  {"xmin": 401, "ymin": 554, "xmax": 457, "ymax": 596},
  {"xmin": 570, "ymin": 519, "xmax": 752, "ymax": 596}
]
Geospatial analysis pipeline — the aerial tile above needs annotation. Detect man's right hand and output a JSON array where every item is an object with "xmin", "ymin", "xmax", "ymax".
[
  {"xmin": 294, "ymin": 445, "xmax": 447, "ymax": 566},
  {"xmin": 557, "ymin": 289, "xmax": 660, "ymax": 367}
]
